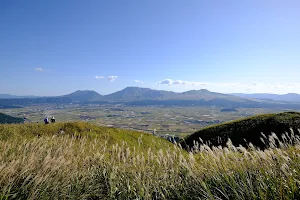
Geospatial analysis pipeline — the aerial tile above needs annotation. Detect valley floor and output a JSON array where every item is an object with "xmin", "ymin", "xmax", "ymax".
[{"xmin": 1, "ymin": 104, "xmax": 292, "ymax": 138}]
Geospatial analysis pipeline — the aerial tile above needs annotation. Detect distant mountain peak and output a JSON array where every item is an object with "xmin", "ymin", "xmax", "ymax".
[
  {"xmin": 200, "ymin": 89, "xmax": 210, "ymax": 92},
  {"xmin": 183, "ymin": 89, "xmax": 210, "ymax": 94},
  {"xmin": 123, "ymin": 86, "xmax": 153, "ymax": 91},
  {"xmin": 124, "ymin": 86, "xmax": 140, "ymax": 89},
  {"xmin": 72, "ymin": 90, "xmax": 98, "ymax": 93},
  {"xmin": 64, "ymin": 90, "xmax": 102, "ymax": 102}
]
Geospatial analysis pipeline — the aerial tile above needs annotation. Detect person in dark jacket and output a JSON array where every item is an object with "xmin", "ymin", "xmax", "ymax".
[{"xmin": 44, "ymin": 117, "xmax": 49, "ymax": 124}]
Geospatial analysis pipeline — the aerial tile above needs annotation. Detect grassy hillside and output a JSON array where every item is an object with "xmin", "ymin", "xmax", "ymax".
[
  {"xmin": 181, "ymin": 111, "xmax": 300, "ymax": 150},
  {"xmin": 1, "ymin": 121, "xmax": 300, "ymax": 199},
  {"xmin": 0, "ymin": 122, "xmax": 173, "ymax": 151},
  {"xmin": 0, "ymin": 112, "xmax": 24, "ymax": 124}
]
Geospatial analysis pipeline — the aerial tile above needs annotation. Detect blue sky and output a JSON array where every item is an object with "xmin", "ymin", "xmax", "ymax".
[{"xmin": 1, "ymin": 0, "xmax": 300, "ymax": 96}]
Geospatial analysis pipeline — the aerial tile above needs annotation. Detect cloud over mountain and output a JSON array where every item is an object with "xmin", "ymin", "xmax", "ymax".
[
  {"xmin": 134, "ymin": 80, "xmax": 143, "ymax": 84},
  {"xmin": 158, "ymin": 79, "xmax": 193, "ymax": 85},
  {"xmin": 158, "ymin": 79, "xmax": 173, "ymax": 85}
]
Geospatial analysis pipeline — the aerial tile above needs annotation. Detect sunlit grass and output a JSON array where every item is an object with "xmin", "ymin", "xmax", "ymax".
[{"xmin": 0, "ymin": 122, "xmax": 300, "ymax": 199}]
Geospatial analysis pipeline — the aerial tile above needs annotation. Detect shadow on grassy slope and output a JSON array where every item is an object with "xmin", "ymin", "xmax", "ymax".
[
  {"xmin": 181, "ymin": 112, "xmax": 300, "ymax": 150},
  {"xmin": 0, "ymin": 112, "xmax": 24, "ymax": 124}
]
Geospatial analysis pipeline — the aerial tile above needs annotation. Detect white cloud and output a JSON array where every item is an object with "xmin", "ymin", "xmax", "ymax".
[
  {"xmin": 108, "ymin": 76, "xmax": 118, "ymax": 82},
  {"xmin": 95, "ymin": 76, "xmax": 118, "ymax": 82},
  {"xmin": 159, "ymin": 79, "xmax": 197, "ymax": 86},
  {"xmin": 35, "ymin": 68, "xmax": 45, "ymax": 72},
  {"xmin": 158, "ymin": 79, "xmax": 174, "ymax": 85},
  {"xmin": 287, "ymin": 83, "xmax": 296, "ymax": 89},
  {"xmin": 95, "ymin": 76, "xmax": 105, "ymax": 79},
  {"xmin": 134, "ymin": 80, "xmax": 144, "ymax": 84},
  {"xmin": 173, "ymin": 80, "xmax": 188, "ymax": 85}
]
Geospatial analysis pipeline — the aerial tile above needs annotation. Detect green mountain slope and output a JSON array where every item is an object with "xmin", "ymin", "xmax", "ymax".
[
  {"xmin": 181, "ymin": 112, "xmax": 300, "ymax": 150},
  {"xmin": 0, "ymin": 113, "xmax": 24, "ymax": 124}
]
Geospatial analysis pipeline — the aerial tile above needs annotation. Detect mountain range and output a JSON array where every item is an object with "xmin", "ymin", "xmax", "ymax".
[
  {"xmin": 0, "ymin": 94, "xmax": 39, "ymax": 99},
  {"xmin": 101, "ymin": 87, "xmax": 245, "ymax": 102},
  {"xmin": 0, "ymin": 87, "xmax": 245, "ymax": 102},
  {"xmin": 231, "ymin": 93, "xmax": 300, "ymax": 102},
  {"xmin": 2, "ymin": 88, "xmax": 300, "ymax": 102},
  {"xmin": 1, "ymin": 87, "xmax": 300, "ymax": 108}
]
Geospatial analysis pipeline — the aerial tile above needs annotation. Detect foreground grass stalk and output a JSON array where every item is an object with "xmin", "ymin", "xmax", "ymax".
[{"xmin": 1, "ymin": 123, "xmax": 300, "ymax": 199}]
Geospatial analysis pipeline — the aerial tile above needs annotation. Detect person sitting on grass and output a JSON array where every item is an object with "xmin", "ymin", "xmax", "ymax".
[
  {"xmin": 51, "ymin": 116, "xmax": 56, "ymax": 123},
  {"xmin": 44, "ymin": 117, "xmax": 49, "ymax": 124}
]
